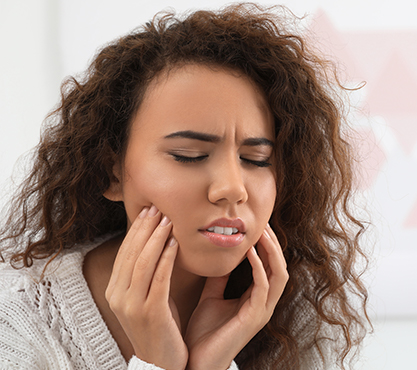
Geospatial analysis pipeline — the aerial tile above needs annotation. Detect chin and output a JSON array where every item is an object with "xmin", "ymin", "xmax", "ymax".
[
  {"xmin": 177, "ymin": 252, "xmax": 245, "ymax": 278},
  {"xmin": 185, "ymin": 262, "xmax": 239, "ymax": 278},
  {"xmin": 197, "ymin": 266, "xmax": 237, "ymax": 278}
]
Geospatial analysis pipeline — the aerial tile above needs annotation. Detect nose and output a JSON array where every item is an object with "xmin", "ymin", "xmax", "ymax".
[{"xmin": 207, "ymin": 154, "xmax": 248, "ymax": 205}]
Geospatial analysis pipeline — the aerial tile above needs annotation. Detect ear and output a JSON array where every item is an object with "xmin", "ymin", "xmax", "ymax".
[{"xmin": 103, "ymin": 162, "xmax": 123, "ymax": 202}]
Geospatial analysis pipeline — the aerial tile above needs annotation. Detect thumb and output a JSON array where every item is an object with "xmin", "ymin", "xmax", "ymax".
[{"xmin": 199, "ymin": 275, "xmax": 230, "ymax": 301}]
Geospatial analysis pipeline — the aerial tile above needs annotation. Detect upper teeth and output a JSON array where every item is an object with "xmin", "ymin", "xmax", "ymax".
[{"xmin": 207, "ymin": 226, "xmax": 239, "ymax": 235}]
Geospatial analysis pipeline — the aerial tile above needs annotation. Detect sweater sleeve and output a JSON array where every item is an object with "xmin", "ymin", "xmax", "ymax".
[
  {"xmin": 127, "ymin": 356, "xmax": 239, "ymax": 370},
  {"xmin": 127, "ymin": 356, "xmax": 165, "ymax": 370}
]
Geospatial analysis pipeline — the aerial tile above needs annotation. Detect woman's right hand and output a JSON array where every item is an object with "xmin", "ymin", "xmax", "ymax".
[{"xmin": 105, "ymin": 205, "xmax": 188, "ymax": 370}]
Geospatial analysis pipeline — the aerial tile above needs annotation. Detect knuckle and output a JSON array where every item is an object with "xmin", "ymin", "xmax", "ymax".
[
  {"xmin": 104, "ymin": 288, "xmax": 112, "ymax": 302},
  {"xmin": 107, "ymin": 297, "xmax": 121, "ymax": 313},
  {"xmin": 259, "ymin": 284, "xmax": 270, "ymax": 296},
  {"xmin": 148, "ymin": 226, "xmax": 170, "ymax": 244},
  {"xmin": 135, "ymin": 255, "xmax": 150, "ymax": 271},
  {"xmin": 130, "ymin": 218, "xmax": 143, "ymax": 232},
  {"xmin": 141, "ymin": 215, "xmax": 161, "ymax": 231},
  {"xmin": 125, "ymin": 247, "xmax": 140, "ymax": 262},
  {"xmin": 152, "ymin": 271, "xmax": 167, "ymax": 284}
]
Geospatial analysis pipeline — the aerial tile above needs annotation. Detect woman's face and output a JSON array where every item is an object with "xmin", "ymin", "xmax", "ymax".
[{"xmin": 109, "ymin": 64, "xmax": 276, "ymax": 277}]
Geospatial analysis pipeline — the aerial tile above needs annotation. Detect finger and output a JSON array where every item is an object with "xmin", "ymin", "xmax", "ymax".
[
  {"xmin": 256, "ymin": 223, "xmax": 283, "ymax": 275},
  {"xmin": 109, "ymin": 207, "xmax": 148, "ymax": 280},
  {"xmin": 238, "ymin": 281, "xmax": 254, "ymax": 303},
  {"xmin": 262, "ymin": 226, "xmax": 287, "ymax": 271},
  {"xmin": 108, "ymin": 205, "xmax": 161, "ymax": 293},
  {"xmin": 147, "ymin": 236, "xmax": 179, "ymax": 300},
  {"xmin": 246, "ymin": 246, "xmax": 269, "ymax": 306},
  {"xmin": 265, "ymin": 224, "xmax": 286, "ymax": 264},
  {"xmin": 106, "ymin": 207, "xmax": 148, "ymax": 298},
  {"xmin": 260, "ymin": 225, "xmax": 287, "ymax": 271},
  {"xmin": 130, "ymin": 215, "xmax": 173, "ymax": 295},
  {"xmin": 257, "ymin": 231, "xmax": 289, "ymax": 309},
  {"xmin": 256, "ymin": 239, "xmax": 270, "ymax": 276},
  {"xmin": 115, "ymin": 205, "xmax": 161, "ymax": 266}
]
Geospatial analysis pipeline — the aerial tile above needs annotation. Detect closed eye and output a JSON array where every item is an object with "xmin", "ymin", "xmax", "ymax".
[
  {"xmin": 241, "ymin": 157, "xmax": 272, "ymax": 168},
  {"xmin": 171, "ymin": 153, "xmax": 271, "ymax": 167},
  {"xmin": 171, "ymin": 154, "xmax": 208, "ymax": 163}
]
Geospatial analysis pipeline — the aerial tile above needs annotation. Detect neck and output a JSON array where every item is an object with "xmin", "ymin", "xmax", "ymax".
[
  {"xmin": 170, "ymin": 264, "xmax": 206, "ymax": 335},
  {"xmin": 88, "ymin": 234, "xmax": 206, "ymax": 337}
]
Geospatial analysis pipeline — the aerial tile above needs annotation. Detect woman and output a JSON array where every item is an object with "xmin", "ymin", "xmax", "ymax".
[{"xmin": 0, "ymin": 3, "xmax": 369, "ymax": 369}]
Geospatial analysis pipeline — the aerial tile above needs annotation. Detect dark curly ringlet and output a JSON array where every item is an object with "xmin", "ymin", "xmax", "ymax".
[{"xmin": 1, "ymin": 3, "xmax": 369, "ymax": 369}]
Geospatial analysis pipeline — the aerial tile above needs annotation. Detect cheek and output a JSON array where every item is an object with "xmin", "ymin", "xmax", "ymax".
[
  {"xmin": 253, "ymin": 174, "xmax": 276, "ymax": 214},
  {"xmin": 122, "ymin": 164, "xmax": 201, "ymax": 225},
  {"xmin": 249, "ymin": 175, "xmax": 276, "ymax": 238}
]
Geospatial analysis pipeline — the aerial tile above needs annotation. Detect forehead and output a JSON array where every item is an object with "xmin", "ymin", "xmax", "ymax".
[{"xmin": 129, "ymin": 63, "xmax": 274, "ymax": 140}]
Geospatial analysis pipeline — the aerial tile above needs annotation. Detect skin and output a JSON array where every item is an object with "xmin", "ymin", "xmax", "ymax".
[{"xmin": 91, "ymin": 64, "xmax": 289, "ymax": 370}]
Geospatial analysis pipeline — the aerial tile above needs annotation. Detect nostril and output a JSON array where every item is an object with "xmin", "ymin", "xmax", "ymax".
[
  {"xmin": 207, "ymin": 158, "xmax": 249, "ymax": 204},
  {"xmin": 207, "ymin": 180, "xmax": 248, "ymax": 204}
]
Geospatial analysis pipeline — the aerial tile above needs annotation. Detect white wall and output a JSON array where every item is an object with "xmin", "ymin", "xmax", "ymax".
[{"xmin": 1, "ymin": 0, "xmax": 417, "ymax": 368}]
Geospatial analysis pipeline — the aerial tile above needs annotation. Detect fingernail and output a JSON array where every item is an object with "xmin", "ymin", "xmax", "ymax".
[
  {"xmin": 148, "ymin": 205, "xmax": 158, "ymax": 217},
  {"xmin": 139, "ymin": 207, "xmax": 149, "ymax": 218},
  {"xmin": 264, "ymin": 229, "xmax": 271, "ymax": 239},
  {"xmin": 168, "ymin": 236, "xmax": 177, "ymax": 247},
  {"xmin": 252, "ymin": 246, "xmax": 257, "ymax": 254},
  {"xmin": 160, "ymin": 215, "xmax": 171, "ymax": 227}
]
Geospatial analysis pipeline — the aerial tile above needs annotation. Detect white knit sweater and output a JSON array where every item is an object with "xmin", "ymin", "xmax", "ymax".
[
  {"xmin": 0, "ymin": 236, "xmax": 332, "ymax": 370},
  {"xmin": 0, "ymin": 237, "xmax": 239, "ymax": 370}
]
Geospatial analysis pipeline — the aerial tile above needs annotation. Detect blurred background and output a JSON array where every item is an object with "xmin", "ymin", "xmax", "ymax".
[{"xmin": 1, "ymin": 0, "xmax": 416, "ymax": 368}]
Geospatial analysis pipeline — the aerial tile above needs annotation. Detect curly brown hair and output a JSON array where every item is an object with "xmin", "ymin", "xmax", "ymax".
[{"xmin": 1, "ymin": 3, "xmax": 369, "ymax": 369}]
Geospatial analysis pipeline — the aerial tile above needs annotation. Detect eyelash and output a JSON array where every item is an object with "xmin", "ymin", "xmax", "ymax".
[{"xmin": 171, "ymin": 154, "xmax": 271, "ymax": 168}]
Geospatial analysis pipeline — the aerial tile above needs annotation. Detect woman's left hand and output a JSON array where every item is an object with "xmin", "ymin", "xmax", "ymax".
[{"xmin": 184, "ymin": 224, "xmax": 289, "ymax": 370}]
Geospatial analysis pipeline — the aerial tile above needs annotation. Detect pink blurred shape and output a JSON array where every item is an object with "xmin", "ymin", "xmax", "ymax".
[
  {"xmin": 366, "ymin": 52, "xmax": 417, "ymax": 154},
  {"xmin": 307, "ymin": 9, "xmax": 364, "ymax": 82},
  {"xmin": 404, "ymin": 199, "xmax": 417, "ymax": 229},
  {"xmin": 349, "ymin": 127, "xmax": 386, "ymax": 190}
]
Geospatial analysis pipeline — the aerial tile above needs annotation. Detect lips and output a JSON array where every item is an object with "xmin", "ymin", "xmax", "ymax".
[{"xmin": 199, "ymin": 218, "xmax": 246, "ymax": 247}]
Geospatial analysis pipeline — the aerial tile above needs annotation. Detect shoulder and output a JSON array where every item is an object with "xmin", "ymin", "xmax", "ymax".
[
  {"xmin": 0, "ymin": 237, "xmax": 99, "ymax": 326},
  {"xmin": 0, "ymin": 233, "xmax": 116, "ymax": 323},
  {"xmin": 1, "ymin": 233, "xmax": 116, "ymax": 279},
  {"xmin": 0, "ymin": 234, "xmax": 118, "ymax": 369}
]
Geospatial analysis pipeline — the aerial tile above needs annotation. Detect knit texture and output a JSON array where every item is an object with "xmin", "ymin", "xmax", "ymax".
[
  {"xmin": 0, "ymin": 237, "xmax": 240, "ymax": 370},
  {"xmin": 0, "ymin": 236, "xmax": 328, "ymax": 369}
]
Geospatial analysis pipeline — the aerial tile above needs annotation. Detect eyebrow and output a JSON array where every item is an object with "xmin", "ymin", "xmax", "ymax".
[
  {"xmin": 164, "ymin": 130, "xmax": 274, "ymax": 147},
  {"xmin": 242, "ymin": 137, "xmax": 274, "ymax": 147},
  {"xmin": 164, "ymin": 130, "xmax": 220, "ymax": 143}
]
